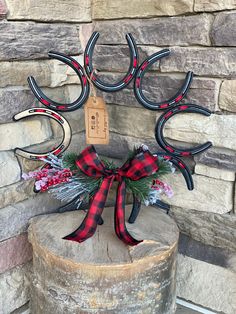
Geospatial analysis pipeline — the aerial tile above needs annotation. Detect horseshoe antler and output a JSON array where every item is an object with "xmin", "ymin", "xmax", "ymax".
[
  {"xmin": 28, "ymin": 51, "xmax": 90, "ymax": 112},
  {"xmin": 129, "ymin": 52, "xmax": 212, "ymax": 223},
  {"xmin": 134, "ymin": 49, "xmax": 193, "ymax": 110},
  {"xmin": 129, "ymin": 104, "xmax": 212, "ymax": 223},
  {"xmin": 84, "ymin": 31, "xmax": 139, "ymax": 92},
  {"xmin": 13, "ymin": 108, "xmax": 72, "ymax": 159},
  {"xmin": 155, "ymin": 104, "xmax": 212, "ymax": 157}
]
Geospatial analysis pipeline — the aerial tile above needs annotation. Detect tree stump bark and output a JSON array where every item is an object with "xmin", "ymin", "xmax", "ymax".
[{"xmin": 28, "ymin": 205, "xmax": 179, "ymax": 314}]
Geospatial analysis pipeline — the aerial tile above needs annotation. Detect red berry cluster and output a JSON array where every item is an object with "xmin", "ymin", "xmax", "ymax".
[
  {"xmin": 39, "ymin": 169, "xmax": 73, "ymax": 192},
  {"xmin": 22, "ymin": 168, "xmax": 73, "ymax": 192}
]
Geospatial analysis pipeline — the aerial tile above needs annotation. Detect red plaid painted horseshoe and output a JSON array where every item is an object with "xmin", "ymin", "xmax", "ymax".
[
  {"xmin": 154, "ymin": 152, "xmax": 194, "ymax": 190},
  {"xmin": 155, "ymin": 104, "xmax": 212, "ymax": 157},
  {"xmin": 134, "ymin": 49, "xmax": 193, "ymax": 110},
  {"xmin": 128, "ymin": 153, "xmax": 193, "ymax": 223},
  {"xmin": 28, "ymin": 51, "xmax": 90, "ymax": 112},
  {"xmin": 13, "ymin": 108, "xmax": 71, "ymax": 160},
  {"xmin": 84, "ymin": 31, "xmax": 138, "ymax": 92}
]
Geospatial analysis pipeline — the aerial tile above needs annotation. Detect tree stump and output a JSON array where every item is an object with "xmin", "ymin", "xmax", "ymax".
[{"xmin": 28, "ymin": 205, "xmax": 179, "ymax": 314}]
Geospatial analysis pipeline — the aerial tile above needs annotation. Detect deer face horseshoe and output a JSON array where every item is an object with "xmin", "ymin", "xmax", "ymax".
[
  {"xmin": 155, "ymin": 104, "xmax": 212, "ymax": 157},
  {"xmin": 28, "ymin": 51, "xmax": 90, "ymax": 112},
  {"xmin": 84, "ymin": 31, "xmax": 138, "ymax": 92},
  {"xmin": 134, "ymin": 49, "xmax": 193, "ymax": 110},
  {"xmin": 13, "ymin": 108, "xmax": 72, "ymax": 159}
]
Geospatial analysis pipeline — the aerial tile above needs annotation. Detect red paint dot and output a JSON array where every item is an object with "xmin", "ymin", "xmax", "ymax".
[
  {"xmin": 175, "ymin": 95, "xmax": 183, "ymax": 102},
  {"xmin": 160, "ymin": 103, "xmax": 169, "ymax": 109},
  {"xmin": 72, "ymin": 60, "xmax": 80, "ymax": 69}
]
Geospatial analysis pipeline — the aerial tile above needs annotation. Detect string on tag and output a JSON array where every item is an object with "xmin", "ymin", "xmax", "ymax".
[
  {"xmin": 84, "ymin": 68, "xmax": 99, "ymax": 102},
  {"xmin": 83, "ymin": 68, "xmax": 109, "ymax": 145}
]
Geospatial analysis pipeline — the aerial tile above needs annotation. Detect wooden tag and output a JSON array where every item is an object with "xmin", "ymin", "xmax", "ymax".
[{"xmin": 84, "ymin": 96, "xmax": 109, "ymax": 145}]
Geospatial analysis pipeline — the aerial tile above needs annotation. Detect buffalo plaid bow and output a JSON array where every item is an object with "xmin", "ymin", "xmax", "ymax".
[{"xmin": 63, "ymin": 145, "xmax": 158, "ymax": 246}]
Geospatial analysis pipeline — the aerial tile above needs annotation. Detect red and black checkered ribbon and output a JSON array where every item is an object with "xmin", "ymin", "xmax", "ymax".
[{"xmin": 63, "ymin": 145, "xmax": 158, "ymax": 246}]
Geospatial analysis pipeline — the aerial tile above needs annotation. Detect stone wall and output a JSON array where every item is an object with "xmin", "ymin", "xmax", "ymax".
[{"xmin": 0, "ymin": 0, "xmax": 235, "ymax": 313}]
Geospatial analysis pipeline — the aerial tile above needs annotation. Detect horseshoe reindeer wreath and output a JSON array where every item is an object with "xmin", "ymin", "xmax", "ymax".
[{"xmin": 14, "ymin": 32, "xmax": 212, "ymax": 246}]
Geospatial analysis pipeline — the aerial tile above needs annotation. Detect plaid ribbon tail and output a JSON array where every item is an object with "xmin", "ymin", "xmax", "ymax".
[
  {"xmin": 114, "ymin": 180, "xmax": 142, "ymax": 246},
  {"xmin": 63, "ymin": 177, "xmax": 113, "ymax": 243}
]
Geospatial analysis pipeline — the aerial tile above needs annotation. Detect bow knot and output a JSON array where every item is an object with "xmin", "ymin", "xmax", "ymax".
[
  {"xmin": 104, "ymin": 167, "xmax": 121, "ymax": 180},
  {"xmin": 63, "ymin": 145, "xmax": 158, "ymax": 246}
]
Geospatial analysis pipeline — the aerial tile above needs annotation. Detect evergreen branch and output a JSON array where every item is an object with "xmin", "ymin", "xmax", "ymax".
[
  {"xmin": 62, "ymin": 152, "xmax": 78, "ymax": 171},
  {"xmin": 125, "ymin": 158, "xmax": 172, "ymax": 202},
  {"xmin": 49, "ymin": 173, "xmax": 102, "ymax": 209},
  {"xmin": 101, "ymin": 158, "xmax": 116, "ymax": 170},
  {"xmin": 156, "ymin": 158, "xmax": 173, "ymax": 177},
  {"xmin": 125, "ymin": 172, "xmax": 158, "ymax": 202}
]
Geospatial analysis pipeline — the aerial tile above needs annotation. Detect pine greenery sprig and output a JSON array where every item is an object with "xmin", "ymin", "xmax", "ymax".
[
  {"xmin": 125, "ymin": 158, "xmax": 172, "ymax": 201},
  {"xmin": 102, "ymin": 158, "xmax": 116, "ymax": 170},
  {"xmin": 62, "ymin": 152, "xmax": 78, "ymax": 171},
  {"xmin": 156, "ymin": 157, "xmax": 173, "ymax": 177},
  {"xmin": 125, "ymin": 174, "xmax": 156, "ymax": 201}
]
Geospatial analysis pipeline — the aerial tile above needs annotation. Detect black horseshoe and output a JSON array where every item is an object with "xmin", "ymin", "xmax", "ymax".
[
  {"xmin": 128, "ymin": 153, "xmax": 193, "ymax": 224},
  {"xmin": 153, "ymin": 200, "xmax": 170, "ymax": 213},
  {"xmin": 84, "ymin": 31, "xmax": 138, "ymax": 92},
  {"xmin": 13, "ymin": 108, "xmax": 72, "ymax": 160},
  {"xmin": 128, "ymin": 195, "xmax": 141, "ymax": 224},
  {"xmin": 28, "ymin": 51, "xmax": 90, "ymax": 112},
  {"xmin": 154, "ymin": 152, "xmax": 194, "ymax": 191},
  {"xmin": 128, "ymin": 195, "xmax": 171, "ymax": 225},
  {"xmin": 155, "ymin": 104, "xmax": 212, "ymax": 157},
  {"xmin": 134, "ymin": 49, "xmax": 193, "ymax": 110}
]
